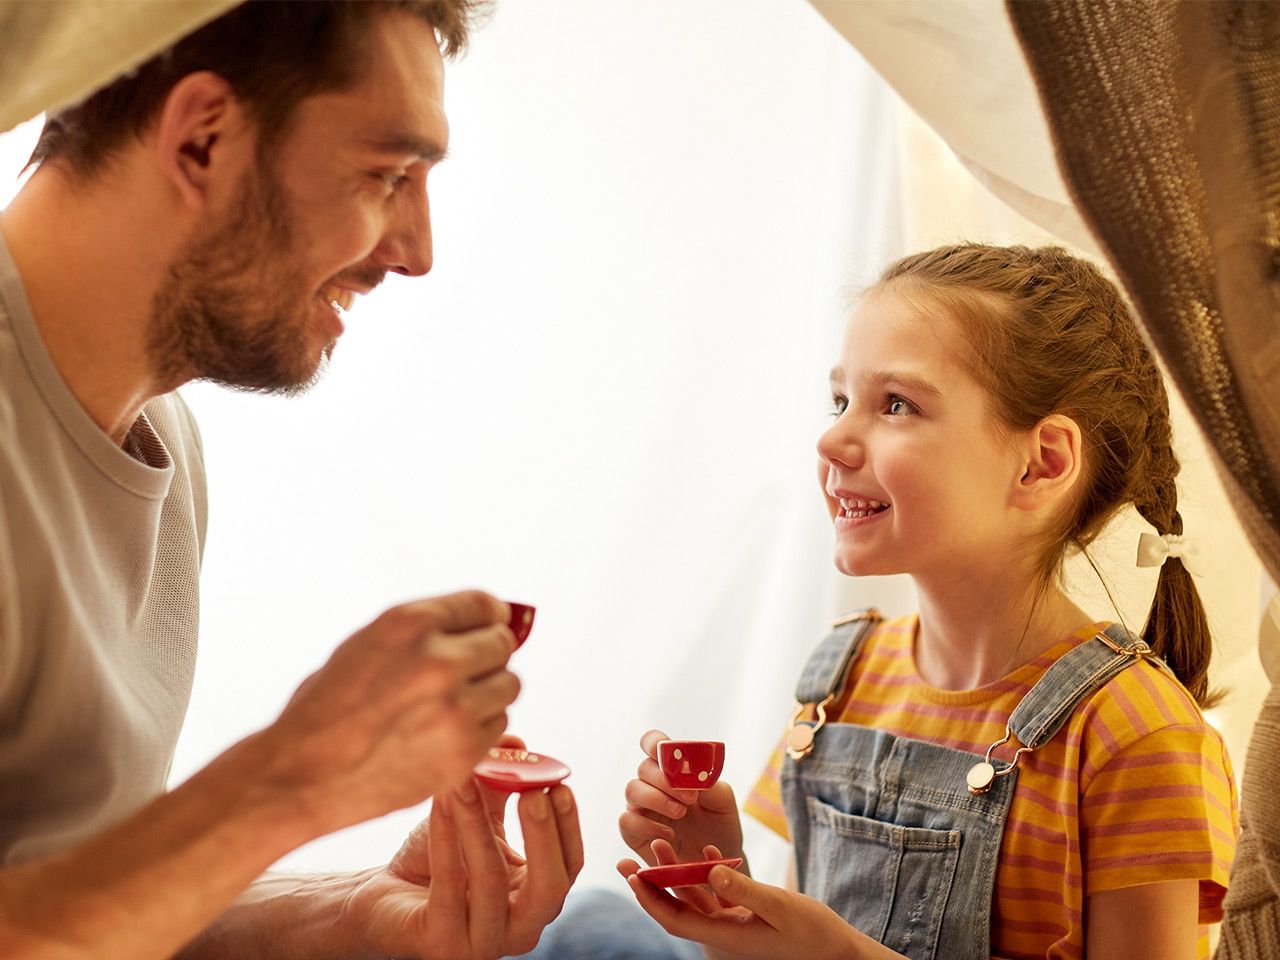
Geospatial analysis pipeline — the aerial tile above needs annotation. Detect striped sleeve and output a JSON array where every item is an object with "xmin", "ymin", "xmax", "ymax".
[
  {"xmin": 743, "ymin": 736, "xmax": 791, "ymax": 841},
  {"xmin": 1080, "ymin": 721, "xmax": 1237, "ymax": 921}
]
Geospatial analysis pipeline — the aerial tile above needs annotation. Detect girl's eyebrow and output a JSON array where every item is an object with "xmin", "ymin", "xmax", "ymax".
[{"xmin": 828, "ymin": 366, "xmax": 943, "ymax": 398}]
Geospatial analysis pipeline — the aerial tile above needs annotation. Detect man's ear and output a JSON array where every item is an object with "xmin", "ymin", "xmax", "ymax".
[
  {"xmin": 152, "ymin": 71, "xmax": 247, "ymax": 209},
  {"xmin": 1012, "ymin": 414, "xmax": 1083, "ymax": 512}
]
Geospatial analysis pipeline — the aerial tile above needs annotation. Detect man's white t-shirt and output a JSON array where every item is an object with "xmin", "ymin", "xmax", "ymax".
[{"xmin": 0, "ymin": 227, "xmax": 206, "ymax": 865}]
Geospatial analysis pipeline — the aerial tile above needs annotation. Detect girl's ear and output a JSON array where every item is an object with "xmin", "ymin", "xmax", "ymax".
[
  {"xmin": 1013, "ymin": 414, "xmax": 1083, "ymax": 512},
  {"xmin": 152, "ymin": 71, "xmax": 249, "ymax": 210}
]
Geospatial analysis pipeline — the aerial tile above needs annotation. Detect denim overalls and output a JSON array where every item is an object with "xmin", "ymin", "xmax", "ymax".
[{"xmin": 781, "ymin": 610, "xmax": 1157, "ymax": 960}]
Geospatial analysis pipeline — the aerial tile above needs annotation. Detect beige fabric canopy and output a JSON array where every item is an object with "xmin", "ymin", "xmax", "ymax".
[{"xmin": 0, "ymin": 0, "xmax": 235, "ymax": 136}]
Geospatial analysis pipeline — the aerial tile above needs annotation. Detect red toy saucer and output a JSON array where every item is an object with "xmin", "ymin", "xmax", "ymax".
[
  {"xmin": 473, "ymin": 747, "xmax": 570, "ymax": 791},
  {"xmin": 635, "ymin": 857, "xmax": 743, "ymax": 888}
]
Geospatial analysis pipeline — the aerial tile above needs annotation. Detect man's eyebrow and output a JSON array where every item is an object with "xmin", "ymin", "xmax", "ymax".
[{"xmin": 364, "ymin": 133, "xmax": 449, "ymax": 164}]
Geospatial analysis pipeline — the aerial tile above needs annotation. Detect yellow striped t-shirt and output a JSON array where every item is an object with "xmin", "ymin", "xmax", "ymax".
[{"xmin": 744, "ymin": 615, "xmax": 1237, "ymax": 960}]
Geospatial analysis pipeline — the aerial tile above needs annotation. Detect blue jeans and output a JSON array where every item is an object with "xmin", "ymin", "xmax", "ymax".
[{"xmin": 509, "ymin": 887, "xmax": 703, "ymax": 960}]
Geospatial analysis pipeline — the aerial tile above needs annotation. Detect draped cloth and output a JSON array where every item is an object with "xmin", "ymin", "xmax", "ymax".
[
  {"xmin": 1006, "ymin": 3, "xmax": 1280, "ymax": 954},
  {"xmin": 0, "ymin": 1, "xmax": 236, "ymax": 137}
]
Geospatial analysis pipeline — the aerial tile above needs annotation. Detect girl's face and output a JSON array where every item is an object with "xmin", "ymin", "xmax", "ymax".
[{"xmin": 817, "ymin": 288, "xmax": 1030, "ymax": 581}]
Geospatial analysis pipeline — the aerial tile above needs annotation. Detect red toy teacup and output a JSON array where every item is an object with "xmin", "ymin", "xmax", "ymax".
[
  {"xmin": 508, "ymin": 602, "xmax": 535, "ymax": 647},
  {"xmin": 657, "ymin": 739, "xmax": 725, "ymax": 790}
]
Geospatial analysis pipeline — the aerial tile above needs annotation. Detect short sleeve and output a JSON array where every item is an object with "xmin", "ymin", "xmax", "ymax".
[
  {"xmin": 0, "ymin": 499, "xmax": 16, "ymax": 704},
  {"xmin": 1081, "ymin": 721, "xmax": 1238, "ymax": 922},
  {"xmin": 743, "ymin": 735, "xmax": 791, "ymax": 841}
]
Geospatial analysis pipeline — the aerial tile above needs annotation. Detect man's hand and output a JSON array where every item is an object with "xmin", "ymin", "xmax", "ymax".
[
  {"xmin": 249, "ymin": 590, "xmax": 521, "ymax": 836},
  {"xmin": 342, "ymin": 736, "xmax": 585, "ymax": 959}
]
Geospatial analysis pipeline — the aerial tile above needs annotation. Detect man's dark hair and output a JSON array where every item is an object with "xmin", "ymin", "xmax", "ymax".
[{"xmin": 28, "ymin": 0, "xmax": 490, "ymax": 176}]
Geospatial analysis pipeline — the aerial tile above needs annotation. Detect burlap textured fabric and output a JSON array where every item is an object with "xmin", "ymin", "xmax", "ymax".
[{"xmin": 1008, "ymin": 2, "xmax": 1280, "ymax": 953}]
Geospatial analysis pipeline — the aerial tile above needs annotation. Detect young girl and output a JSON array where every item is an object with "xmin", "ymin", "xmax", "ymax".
[{"xmin": 615, "ymin": 244, "xmax": 1237, "ymax": 960}]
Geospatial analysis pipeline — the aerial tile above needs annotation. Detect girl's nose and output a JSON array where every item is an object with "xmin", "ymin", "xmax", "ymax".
[{"xmin": 817, "ymin": 417, "xmax": 863, "ymax": 469}]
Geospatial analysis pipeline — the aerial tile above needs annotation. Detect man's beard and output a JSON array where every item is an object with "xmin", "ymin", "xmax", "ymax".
[{"xmin": 148, "ymin": 162, "xmax": 333, "ymax": 396}]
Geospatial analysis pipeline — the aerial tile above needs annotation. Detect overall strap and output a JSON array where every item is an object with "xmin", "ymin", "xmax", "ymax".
[
  {"xmin": 786, "ymin": 609, "xmax": 881, "ymax": 760},
  {"xmin": 1007, "ymin": 622, "xmax": 1157, "ymax": 749},
  {"xmin": 966, "ymin": 622, "xmax": 1158, "ymax": 796}
]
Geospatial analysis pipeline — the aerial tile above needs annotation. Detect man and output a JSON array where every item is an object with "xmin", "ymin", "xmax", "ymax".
[{"xmin": 0, "ymin": 2, "xmax": 582, "ymax": 957}]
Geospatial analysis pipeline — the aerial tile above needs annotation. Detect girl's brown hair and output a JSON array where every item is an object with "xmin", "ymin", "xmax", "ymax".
[{"xmin": 877, "ymin": 243, "xmax": 1216, "ymax": 707}]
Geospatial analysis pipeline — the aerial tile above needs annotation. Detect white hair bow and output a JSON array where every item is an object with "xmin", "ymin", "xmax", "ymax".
[{"xmin": 1135, "ymin": 532, "xmax": 1200, "ymax": 575}]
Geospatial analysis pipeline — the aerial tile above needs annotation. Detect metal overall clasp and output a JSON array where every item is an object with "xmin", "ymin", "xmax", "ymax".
[
  {"xmin": 966, "ymin": 724, "xmax": 1032, "ymax": 796},
  {"xmin": 786, "ymin": 693, "xmax": 834, "ymax": 760}
]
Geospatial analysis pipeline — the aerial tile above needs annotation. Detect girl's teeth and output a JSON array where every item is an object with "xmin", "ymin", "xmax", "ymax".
[{"xmin": 837, "ymin": 497, "xmax": 889, "ymax": 519}]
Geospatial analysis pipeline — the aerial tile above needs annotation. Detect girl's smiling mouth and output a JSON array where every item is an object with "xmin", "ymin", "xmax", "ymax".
[{"xmin": 836, "ymin": 497, "xmax": 891, "ymax": 521}]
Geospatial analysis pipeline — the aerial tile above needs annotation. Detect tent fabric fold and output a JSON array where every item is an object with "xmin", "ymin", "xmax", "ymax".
[{"xmin": 0, "ymin": 0, "xmax": 237, "ymax": 137}]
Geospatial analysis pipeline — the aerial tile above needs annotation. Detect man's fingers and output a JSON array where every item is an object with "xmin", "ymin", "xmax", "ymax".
[
  {"xmin": 457, "ymin": 666, "xmax": 521, "ymax": 718},
  {"xmin": 512, "ymin": 789, "xmax": 572, "ymax": 928},
  {"xmin": 388, "ymin": 816, "xmax": 433, "ymax": 884},
  {"xmin": 421, "ymin": 623, "xmax": 515, "ymax": 679},
  {"xmin": 424, "ymin": 796, "xmax": 468, "ymax": 942},
  {"xmin": 548, "ymin": 785, "xmax": 584, "ymax": 880},
  {"xmin": 402, "ymin": 590, "xmax": 510, "ymax": 635},
  {"xmin": 450, "ymin": 779, "xmax": 509, "ymax": 957}
]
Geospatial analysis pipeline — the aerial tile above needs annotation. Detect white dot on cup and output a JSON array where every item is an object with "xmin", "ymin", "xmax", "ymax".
[
  {"xmin": 698, "ymin": 771, "xmax": 708, "ymax": 782},
  {"xmin": 673, "ymin": 749, "xmax": 683, "ymax": 760}
]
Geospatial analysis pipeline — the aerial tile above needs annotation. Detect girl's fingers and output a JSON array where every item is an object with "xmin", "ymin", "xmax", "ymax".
[
  {"xmin": 625, "ymin": 777, "xmax": 689, "ymax": 819},
  {"xmin": 626, "ymin": 873, "xmax": 759, "ymax": 953},
  {"xmin": 618, "ymin": 809, "xmax": 675, "ymax": 856},
  {"xmin": 639, "ymin": 728, "xmax": 671, "ymax": 760},
  {"xmin": 650, "ymin": 838, "xmax": 679, "ymax": 865},
  {"xmin": 617, "ymin": 856, "xmax": 643, "ymax": 878},
  {"xmin": 636, "ymin": 758, "xmax": 699, "ymax": 806}
]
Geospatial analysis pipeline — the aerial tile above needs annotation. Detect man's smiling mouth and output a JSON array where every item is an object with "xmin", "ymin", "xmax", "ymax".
[{"xmin": 321, "ymin": 285, "xmax": 356, "ymax": 312}]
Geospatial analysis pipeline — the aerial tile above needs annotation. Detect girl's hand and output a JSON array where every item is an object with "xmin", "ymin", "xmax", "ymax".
[
  {"xmin": 617, "ymin": 844, "xmax": 903, "ymax": 960},
  {"xmin": 618, "ymin": 730, "xmax": 745, "ymax": 868}
]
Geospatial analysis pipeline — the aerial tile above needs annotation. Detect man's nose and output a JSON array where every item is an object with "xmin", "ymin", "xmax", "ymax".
[{"xmin": 375, "ymin": 186, "xmax": 433, "ymax": 277}]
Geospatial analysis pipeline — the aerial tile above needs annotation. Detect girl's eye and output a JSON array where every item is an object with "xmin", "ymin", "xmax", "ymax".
[
  {"xmin": 885, "ymin": 394, "xmax": 917, "ymax": 417},
  {"xmin": 830, "ymin": 395, "xmax": 848, "ymax": 417}
]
